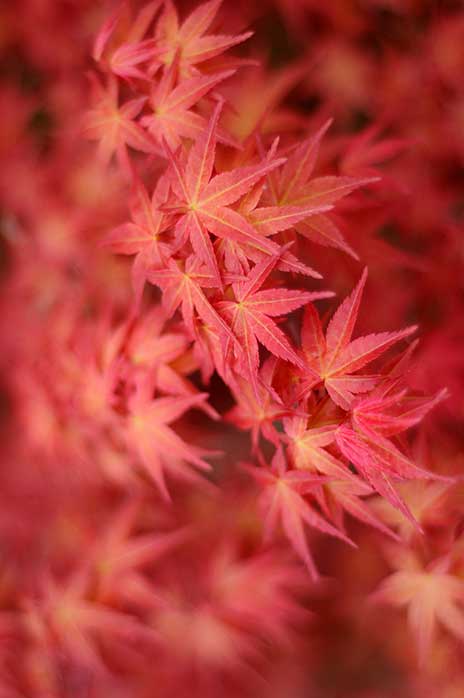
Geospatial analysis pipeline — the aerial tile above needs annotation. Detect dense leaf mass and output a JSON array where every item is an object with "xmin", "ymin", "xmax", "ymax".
[{"xmin": 0, "ymin": 1, "xmax": 463, "ymax": 696}]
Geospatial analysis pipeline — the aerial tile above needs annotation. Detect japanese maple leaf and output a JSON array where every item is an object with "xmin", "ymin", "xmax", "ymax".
[
  {"xmin": 154, "ymin": 545, "xmax": 302, "ymax": 672},
  {"xmin": 334, "ymin": 423, "xmax": 445, "ymax": 528},
  {"xmin": 370, "ymin": 481, "xmax": 452, "ymax": 542},
  {"xmin": 84, "ymin": 76, "xmax": 156, "ymax": 171},
  {"xmin": 93, "ymin": 0, "xmax": 162, "ymax": 79},
  {"xmin": 103, "ymin": 174, "xmax": 172, "ymax": 307},
  {"xmin": 298, "ymin": 269, "xmax": 417, "ymax": 409},
  {"xmin": 244, "ymin": 448, "xmax": 352, "ymax": 578},
  {"xmin": 239, "ymin": 142, "xmax": 333, "ymax": 239},
  {"xmin": 89, "ymin": 499, "xmax": 188, "ymax": 606},
  {"xmin": 147, "ymin": 254, "xmax": 236, "ymax": 346},
  {"xmin": 124, "ymin": 382, "xmax": 213, "ymax": 499},
  {"xmin": 150, "ymin": 0, "xmax": 253, "ymax": 78},
  {"xmin": 340, "ymin": 123, "xmax": 408, "ymax": 179},
  {"xmin": 229, "ymin": 155, "xmax": 334, "ymax": 279},
  {"xmin": 220, "ymin": 60, "xmax": 310, "ymax": 141},
  {"xmin": 333, "ymin": 381, "xmax": 451, "ymax": 523},
  {"xmin": 125, "ymin": 306, "xmax": 218, "ymax": 420},
  {"xmin": 284, "ymin": 416, "xmax": 358, "ymax": 483},
  {"xmin": 225, "ymin": 357, "xmax": 293, "ymax": 450},
  {"xmin": 372, "ymin": 549, "xmax": 464, "ymax": 664},
  {"xmin": 164, "ymin": 101, "xmax": 286, "ymax": 285},
  {"xmin": 25, "ymin": 569, "xmax": 159, "ymax": 675},
  {"xmin": 215, "ymin": 151, "xmax": 327, "ymax": 279},
  {"xmin": 351, "ymin": 383, "xmax": 448, "ymax": 439},
  {"xmin": 191, "ymin": 319, "xmax": 230, "ymax": 385},
  {"xmin": 126, "ymin": 306, "xmax": 189, "ymax": 371},
  {"xmin": 59, "ymin": 313, "xmax": 123, "ymax": 433},
  {"xmin": 141, "ymin": 64, "xmax": 236, "ymax": 148},
  {"xmin": 316, "ymin": 478, "xmax": 399, "ymax": 540},
  {"xmin": 216, "ymin": 251, "xmax": 333, "ymax": 395},
  {"xmin": 266, "ymin": 119, "xmax": 376, "ymax": 257},
  {"xmin": 206, "ymin": 545, "xmax": 304, "ymax": 645}
]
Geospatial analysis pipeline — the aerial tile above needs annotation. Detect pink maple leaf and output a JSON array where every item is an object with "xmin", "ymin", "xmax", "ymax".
[
  {"xmin": 298, "ymin": 268, "xmax": 417, "ymax": 408},
  {"xmin": 124, "ymin": 382, "xmax": 213, "ymax": 499},
  {"xmin": 216, "ymin": 250, "xmax": 332, "ymax": 395},
  {"xmin": 244, "ymin": 447, "xmax": 352, "ymax": 578},
  {"xmin": 266, "ymin": 120, "xmax": 375, "ymax": 257},
  {"xmin": 141, "ymin": 64, "xmax": 236, "ymax": 148},
  {"xmin": 84, "ymin": 76, "xmax": 156, "ymax": 171},
  {"xmin": 151, "ymin": 0, "xmax": 253, "ymax": 78},
  {"xmin": 372, "ymin": 549, "xmax": 464, "ymax": 664},
  {"xmin": 164, "ymin": 102, "xmax": 286, "ymax": 286}
]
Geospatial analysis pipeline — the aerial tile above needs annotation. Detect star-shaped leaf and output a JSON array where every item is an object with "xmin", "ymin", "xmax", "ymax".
[
  {"xmin": 141, "ymin": 65, "xmax": 236, "ymax": 148},
  {"xmin": 84, "ymin": 76, "xmax": 156, "ymax": 171},
  {"xmin": 165, "ymin": 102, "xmax": 286, "ymax": 286},
  {"xmin": 298, "ymin": 269, "xmax": 417, "ymax": 408},
  {"xmin": 124, "ymin": 385, "xmax": 213, "ymax": 499},
  {"xmin": 372, "ymin": 550, "xmax": 464, "ymax": 664},
  {"xmin": 245, "ymin": 448, "xmax": 352, "ymax": 578},
  {"xmin": 151, "ymin": 0, "xmax": 252, "ymax": 77},
  {"xmin": 216, "ymin": 251, "xmax": 332, "ymax": 394}
]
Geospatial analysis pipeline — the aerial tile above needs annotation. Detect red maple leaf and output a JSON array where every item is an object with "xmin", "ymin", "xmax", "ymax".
[
  {"xmin": 225, "ymin": 357, "xmax": 293, "ymax": 450},
  {"xmin": 298, "ymin": 268, "xmax": 417, "ymax": 409},
  {"xmin": 83, "ymin": 76, "xmax": 157, "ymax": 171},
  {"xmin": 141, "ymin": 64, "xmax": 236, "ymax": 148},
  {"xmin": 245, "ymin": 448, "xmax": 352, "ymax": 578},
  {"xmin": 334, "ymin": 423, "xmax": 447, "ymax": 528},
  {"xmin": 372, "ymin": 549, "xmax": 464, "ymax": 664},
  {"xmin": 265, "ymin": 119, "xmax": 376, "ymax": 257},
  {"xmin": 103, "ymin": 174, "xmax": 172, "ymax": 307},
  {"xmin": 216, "ymin": 250, "xmax": 332, "ymax": 394},
  {"xmin": 147, "ymin": 254, "xmax": 236, "ymax": 346},
  {"xmin": 93, "ymin": 0, "xmax": 163, "ymax": 79},
  {"xmin": 164, "ymin": 102, "xmax": 287, "ymax": 286},
  {"xmin": 124, "ymin": 382, "xmax": 213, "ymax": 499},
  {"xmin": 151, "ymin": 0, "xmax": 253, "ymax": 77}
]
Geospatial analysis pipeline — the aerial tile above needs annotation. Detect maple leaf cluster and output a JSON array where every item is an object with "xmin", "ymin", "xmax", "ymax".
[{"xmin": 0, "ymin": 1, "xmax": 463, "ymax": 696}]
